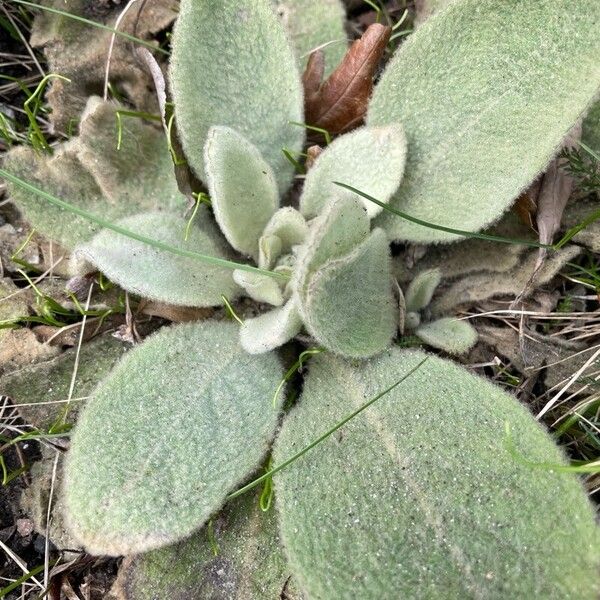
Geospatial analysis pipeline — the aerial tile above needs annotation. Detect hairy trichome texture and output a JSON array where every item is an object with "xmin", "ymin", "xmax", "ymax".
[
  {"xmin": 299, "ymin": 124, "xmax": 407, "ymax": 219},
  {"xmin": 204, "ymin": 127, "xmax": 279, "ymax": 260},
  {"xmin": 294, "ymin": 197, "xmax": 396, "ymax": 358},
  {"xmin": 113, "ymin": 493, "xmax": 303, "ymax": 600},
  {"xmin": 170, "ymin": 0, "xmax": 304, "ymax": 192},
  {"xmin": 302, "ymin": 229, "xmax": 396, "ymax": 358},
  {"xmin": 64, "ymin": 321, "xmax": 284, "ymax": 555},
  {"xmin": 30, "ymin": 0, "xmax": 177, "ymax": 131},
  {"xmin": 3, "ymin": 98, "xmax": 183, "ymax": 249},
  {"xmin": 240, "ymin": 301, "xmax": 303, "ymax": 355},
  {"xmin": 368, "ymin": 0, "xmax": 600, "ymax": 243},
  {"xmin": 415, "ymin": 317, "xmax": 477, "ymax": 355},
  {"xmin": 1, "ymin": 334, "xmax": 127, "ymax": 430},
  {"xmin": 274, "ymin": 0, "xmax": 347, "ymax": 75},
  {"xmin": 275, "ymin": 350, "xmax": 600, "ymax": 598},
  {"xmin": 431, "ymin": 246, "xmax": 580, "ymax": 316},
  {"xmin": 74, "ymin": 209, "xmax": 239, "ymax": 307}
]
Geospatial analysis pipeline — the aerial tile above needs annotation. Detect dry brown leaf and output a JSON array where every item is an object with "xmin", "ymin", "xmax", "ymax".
[
  {"xmin": 303, "ymin": 23, "xmax": 391, "ymax": 136},
  {"xmin": 138, "ymin": 300, "xmax": 214, "ymax": 323},
  {"xmin": 512, "ymin": 190, "xmax": 538, "ymax": 231},
  {"xmin": 305, "ymin": 144, "xmax": 323, "ymax": 170}
]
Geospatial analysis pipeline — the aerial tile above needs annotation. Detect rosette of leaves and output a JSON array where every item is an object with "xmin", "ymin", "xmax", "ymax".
[
  {"xmin": 399, "ymin": 268, "xmax": 478, "ymax": 355},
  {"xmin": 1, "ymin": 0, "xmax": 599, "ymax": 596}
]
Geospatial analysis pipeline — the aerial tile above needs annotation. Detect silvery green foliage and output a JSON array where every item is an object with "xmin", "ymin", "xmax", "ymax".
[
  {"xmin": 301, "ymin": 229, "xmax": 396, "ymax": 358},
  {"xmin": 233, "ymin": 270, "xmax": 284, "ymax": 307},
  {"xmin": 404, "ymin": 268, "xmax": 442, "ymax": 312},
  {"xmin": 275, "ymin": 350, "xmax": 600, "ymax": 598},
  {"xmin": 259, "ymin": 208, "xmax": 309, "ymax": 270},
  {"xmin": 294, "ymin": 197, "xmax": 396, "ymax": 358},
  {"xmin": 3, "ymin": 97, "xmax": 183, "ymax": 249},
  {"xmin": 416, "ymin": 317, "xmax": 478, "ymax": 355},
  {"xmin": 74, "ymin": 209, "xmax": 240, "ymax": 308},
  {"xmin": 113, "ymin": 492, "xmax": 303, "ymax": 600},
  {"xmin": 240, "ymin": 301, "xmax": 303, "ymax": 355},
  {"xmin": 65, "ymin": 321, "xmax": 284, "ymax": 555},
  {"xmin": 274, "ymin": 0, "xmax": 347, "ymax": 74},
  {"xmin": 299, "ymin": 125, "xmax": 407, "ymax": 219},
  {"xmin": 400, "ymin": 267, "xmax": 477, "ymax": 355},
  {"xmin": 170, "ymin": 0, "xmax": 304, "ymax": 192},
  {"xmin": 368, "ymin": 0, "xmax": 600, "ymax": 243},
  {"xmin": 204, "ymin": 126, "xmax": 279, "ymax": 260}
]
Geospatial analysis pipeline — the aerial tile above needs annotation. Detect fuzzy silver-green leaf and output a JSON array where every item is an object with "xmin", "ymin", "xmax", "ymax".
[
  {"xmin": 65, "ymin": 321, "xmax": 284, "ymax": 555},
  {"xmin": 275, "ymin": 349, "xmax": 600, "ymax": 598},
  {"xmin": 368, "ymin": 0, "xmax": 600, "ymax": 243},
  {"xmin": 205, "ymin": 126, "xmax": 280, "ymax": 260},
  {"xmin": 301, "ymin": 229, "xmax": 396, "ymax": 358},
  {"xmin": 170, "ymin": 0, "xmax": 304, "ymax": 192},
  {"xmin": 74, "ymin": 209, "xmax": 239, "ymax": 307},
  {"xmin": 300, "ymin": 125, "xmax": 407, "ymax": 219},
  {"xmin": 274, "ymin": 0, "xmax": 347, "ymax": 75},
  {"xmin": 416, "ymin": 317, "xmax": 478, "ymax": 355}
]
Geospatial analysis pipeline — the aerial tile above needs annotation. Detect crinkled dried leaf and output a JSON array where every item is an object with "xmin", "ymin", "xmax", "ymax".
[
  {"xmin": 300, "ymin": 124, "xmax": 407, "ymax": 219},
  {"xmin": 3, "ymin": 98, "xmax": 183, "ymax": 250},
  {"xmin": 30, "ymin": 0, "xmax": 177, "ymax": 131},
  {"xmin": 74, "ymin": 209, "xmax": 239, "ymax": 307},
  {"xmin": 304, "ymin": 23, "xmax": 391, "ymax": 136},
  {"xmin": 240, "ymin": 301, "xmax": 303, "ymax": 355},
  {"xmin": 368, "ymin": 0, "xmax": 600, "ymax": 243},
  {"xmin": 275, "ymin": 350, "xmax": 600, "ymax": 598},
  {"xmin": 65, "ymin": 321, "xmax": 285, "ymax": 555},
  {"xmin": 0, "ymin": 329, "xmax": 60, "ymax": 376},
  {"xmin": 431, "ymin": 246, "xmax": 580, "ymax": 316},
  {"xmin": 301, "ymin": 229, "xmax": 396, "ymax": 358},
  {"xmin": 20, "ymin": 452, "xmax": 80, "ymax": 554},
  {"xmin": 170, "ymin": 0, "xmax": 304, "ymax": 192},
  {"xmin": 205, "ymin": 127, "xmax": 279, "ymax": 260},
  {"xmin": 233, "ymin": 270, "xmax": 284, "ymax": 307},
  {"xmin": 416, "ymin": 317, "xmax": 478, "ymax": 355},
  {"xmin": 404, "ymin": 268, "xmax": 441, "ymax": 312},
  {"xmin": 562, "ymin": 199, "xmax": 600, "ymax": 253},
  {"xmin": 274, "ymin": 0, "xmax": 348, "ymax": 75},
  {"xmin": 112, "ymin": 492, "xmax": 303, "ymax": 600},
  {"xmin": 1, "ymin": 334, "xmax": 128, "ymax": 430}
]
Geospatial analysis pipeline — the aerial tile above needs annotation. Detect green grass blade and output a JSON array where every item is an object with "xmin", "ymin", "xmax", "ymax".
[
  {"xmin": 0, "ymin": 168, "xmax": 287, "ymax": 281},
  {"xmin": 9, "ymin": 0, "xmax": 170, "ymax": 55},
  {"xmin": 227, "ymin": 357, "xmax": 428, "ymax": 500},
  {"xmin": 333, "ymin": 181, "xmax": 550, "ymax": 249}
]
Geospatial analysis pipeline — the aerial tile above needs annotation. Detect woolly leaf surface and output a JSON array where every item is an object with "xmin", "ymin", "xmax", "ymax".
[
  {"xmin": 300, "ymin": 125, "xmax": 407, "ymax": 219},
  {"xmin": 259, "ymin": 207, "xmax": 309, "ymax": 269},
  {"xmin": 275, "ymin": 349, "xmax": 600, "ymax": 598},
  {"xmin": 240, "ymin": 301, "xmax": 303, "ymax": 355},
  {"xmin": 170, "ymin": 0, "xmax": 304, "ymax": 192},
  {"xmin": 233, "ymin": 270, "xmax": 284, "ymax": 307},
  {"xmin": 3, "ymin": 99, "xmax": 183, "ymax": 250},
  {"xmin": 113, "ymin": 492, "xmax": 303, "ymax": 600},
  {"xmin": 431, "ymin": 246, "xmax": 580, "ymax": 316},
  {"xmin": 274, "ymin": 0, "xmax": 347, "ymax": 75},
  {"xmin": 74, "ymin": 209, "xmax": 239, "ymax": 307},
  {"xmin": 416, "ymin": 317, "xmax": 478, "ymax": 355},
  {"xmin": 294, "ymin": 197, "xmax": 369, "ymax": 308},
  {"xmin": 404, "ymin": 268, "xmax": 441, "ymax": 312},
  {"xmin": 65, "ymin": 321, "xmax": 284, "ymax": 555},
  {"xmin": 368, "ymin": 0, "xmax": 600, "ymax": 242},
  {"xmin": 205, "ymin": 127, "xmax": 279, "ymax": 259},
  {"xmin": 301, "ymin": 229, "xmax": 396, "ymax": 358}
]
